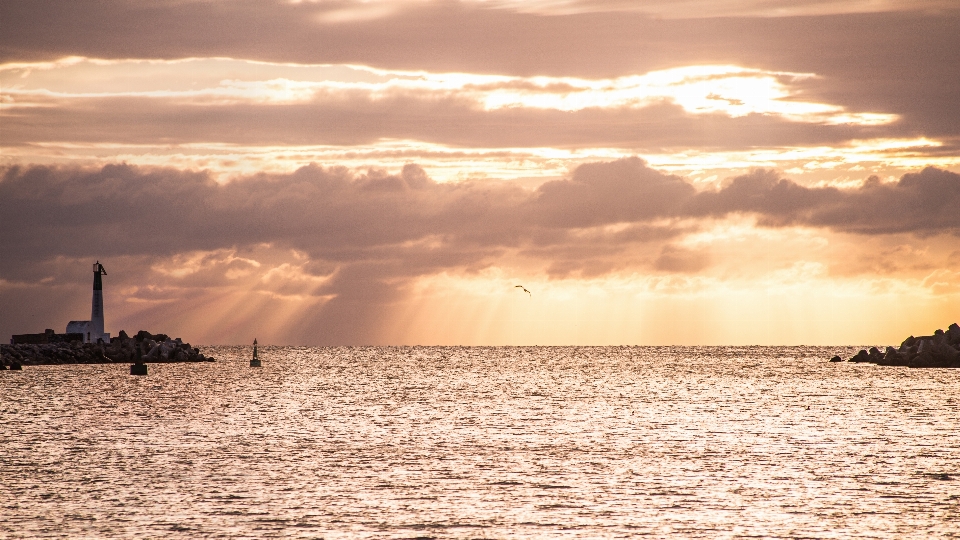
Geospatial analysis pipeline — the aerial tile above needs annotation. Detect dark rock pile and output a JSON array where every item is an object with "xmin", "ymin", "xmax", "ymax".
[
  {"xmin": 833, "ymin": 323, "xmax": 960, "ymax": 368},
  {"xmin": 1, "ymin": 330, "xmax": 214, "ymax": 367}
]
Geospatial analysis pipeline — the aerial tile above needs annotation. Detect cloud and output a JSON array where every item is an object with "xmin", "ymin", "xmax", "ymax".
[
  {"xmin": 688, "ymin": 167, "xmax": 960, "ymax": 235},
  {"xmin": 531, "ymin": 158, "xmax": 695, "ymax": 227},
  {"xmin": 2, "ymin": 159, "xmax": 959, "ymax": 342},
  {"xmin": 3, "ymin": 0, "xmax": 958, "ymax": 344},
  {"xmin": 949, "ymin": 250, "xmax": 960, "ymax": 268},
  {"xmin": 0, "ymin": 88, "xmax": 893, "ymax": 151},
  {"xmin": 0, "ymin": 162, "xmax": 529, "ymax": 304},
  {"xmin": 654, "ymin": 245, "xmax": 710, "ymax": 273},
  {"xmin": 3, "ymin": 2, "xmax": 958, "ymax": 136},
  {"xmin": 687, "ymin": 169, "xmax": 842, "ymax": 224},
  {"xmin": 4, "ymin": 160, "xmax": 959, "ymax": 271}
]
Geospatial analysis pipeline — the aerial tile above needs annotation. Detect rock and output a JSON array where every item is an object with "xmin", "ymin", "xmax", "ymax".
[
  {"xmin": 908, "ymin": 335, "xmax": 960, "ymax": 368},
  {"xmin": 948, "ymin": 323, "xmax": 960, "ymax": 346},
  {"xmin": 3, "ymin": 330, "xmax": 212, "ymax": 365},
  {"xmin": 911, "ymin": 350, "xmax": 935, "ymax": 368},
  {"xmin": 931, "ymin": 341, "xmax": 960, "ymax": 367},
  {"xmin": 834, "ymin": 323, "xmax": 960, "ymax": 368},
  {"xmin": 881, "ymin": 346, "xmax": 905, "ymax": 366},
  {"xmin": 134, "ymin": 330, "xmax": 169, "ymax": 343}
]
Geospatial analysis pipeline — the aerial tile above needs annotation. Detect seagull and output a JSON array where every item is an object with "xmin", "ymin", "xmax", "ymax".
[{"xmin": 515, "ymin": 285, "xmax": 531, "ymax": 297}]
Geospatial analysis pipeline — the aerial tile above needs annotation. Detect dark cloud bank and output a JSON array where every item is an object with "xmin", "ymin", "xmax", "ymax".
[
  {"xmin": 3, "ymin": 159, "xmax": 959, "ymax": 342},
  {"xmin": 3, "ymin": 158, "xmax": 959, "ymax": 270}
]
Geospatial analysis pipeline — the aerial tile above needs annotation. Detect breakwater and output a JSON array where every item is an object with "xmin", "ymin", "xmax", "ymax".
[
  {"xmin": 1, "ymin": 330, "xmax": 213, "ymax": 367},
  {"xmin": 835, "ymin": 322, "xmax": 960, "ymax": 368}
]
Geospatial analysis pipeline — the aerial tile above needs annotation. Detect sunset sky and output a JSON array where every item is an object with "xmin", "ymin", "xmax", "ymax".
[{"xmin": 2, "ymin": 0, "xmax": 959, "ymax": 345}]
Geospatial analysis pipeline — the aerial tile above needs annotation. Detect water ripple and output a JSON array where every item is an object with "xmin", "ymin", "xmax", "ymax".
[{"xmin": 1, "ymin": 346, "xmax": 958, "ymax": 538}]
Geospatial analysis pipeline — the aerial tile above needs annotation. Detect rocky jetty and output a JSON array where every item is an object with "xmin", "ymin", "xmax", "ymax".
[
  {"xmin": 1, "ymin": 330, "xmax": 214, "ymax": 367},
  {"xmin": 837, "ymin": 323, "xmax": 960, "ymax": 368}
]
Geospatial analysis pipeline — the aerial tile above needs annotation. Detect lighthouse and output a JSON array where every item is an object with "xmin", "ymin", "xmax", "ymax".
[
  {"xmin": 91, "ymin": 261, "xmax": 106, "ymax": 339},
  {"xmin": 66, "ymin": 261, "xmax": 111, "ymax": 343}
]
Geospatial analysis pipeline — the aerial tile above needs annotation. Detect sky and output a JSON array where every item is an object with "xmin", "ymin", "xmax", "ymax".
[{"xmin": 2, "ymin": 0, "xmax": 959, "ymax": 345}]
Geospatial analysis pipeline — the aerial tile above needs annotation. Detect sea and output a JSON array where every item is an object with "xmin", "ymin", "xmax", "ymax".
[{"xmin": 1, "ymin": 346, "xmax": 958, "ymax": 539}]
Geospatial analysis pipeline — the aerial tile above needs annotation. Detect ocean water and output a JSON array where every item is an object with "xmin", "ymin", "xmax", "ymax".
[{"xmin": 1, "ymin": 346, "xmax": 959, "ymax": 539}]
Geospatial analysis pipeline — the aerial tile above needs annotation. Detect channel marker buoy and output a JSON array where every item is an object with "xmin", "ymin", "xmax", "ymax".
[
  {"xmin": 251, "ymin": 338, "xmax": 262, "ymax": 367},
  {"xmin": 130, "ymin": 341, "xmax": 147, "ymax": 375}
]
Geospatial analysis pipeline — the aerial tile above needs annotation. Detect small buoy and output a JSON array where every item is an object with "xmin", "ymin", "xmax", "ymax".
[
  {"xmin": 250, "ymin": 338, "xmax": 262, "ymax": 367},
  {"xmin": 130, "ymin": 341, "xmax": 147, "ymax": 375}
]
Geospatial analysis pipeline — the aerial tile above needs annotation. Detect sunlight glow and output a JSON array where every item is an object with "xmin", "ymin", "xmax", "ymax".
[
  {"xmin": 479, "ymin": 66, "xmax": 896, "ymax": 125},
  {"xmin": 390, "ymin": 262, "xmax": 960, "ymax": 345},
  {"xmin": 1, "ymin": 58, "xmax": 897, "ymax": 125}
]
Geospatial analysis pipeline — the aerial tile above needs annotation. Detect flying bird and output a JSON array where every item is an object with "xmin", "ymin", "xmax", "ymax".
[{"xmin": 515, "ymin": 285, "xmax": 531, "ymax": 297}]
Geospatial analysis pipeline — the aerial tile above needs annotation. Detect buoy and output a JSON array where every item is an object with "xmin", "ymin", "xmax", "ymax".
[
  {"xmin": 250, "ymin": 338, "xmax": 262, "ymax": 367},
  {"xmin": 130, "ymin": 341, "xmax": 147, "ymax": 375}
]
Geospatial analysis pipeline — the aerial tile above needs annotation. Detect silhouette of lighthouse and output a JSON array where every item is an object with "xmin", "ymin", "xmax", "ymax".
[
  {"xmin": 66, "ymin": 261, "xmax": 111, "ymax": 343},
  {"xmin": 91, "ymin": 261, "xmax": 106, "ymax": 338}
]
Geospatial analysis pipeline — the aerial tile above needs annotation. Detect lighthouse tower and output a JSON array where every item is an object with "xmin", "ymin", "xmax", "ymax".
[
  {"xmin": 66, "ymin": 261, "xmax": 111, "ymax": 343},
  {"xmin": 91, "ymin": 261, "xmax": 107, "ymax": 339}
]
